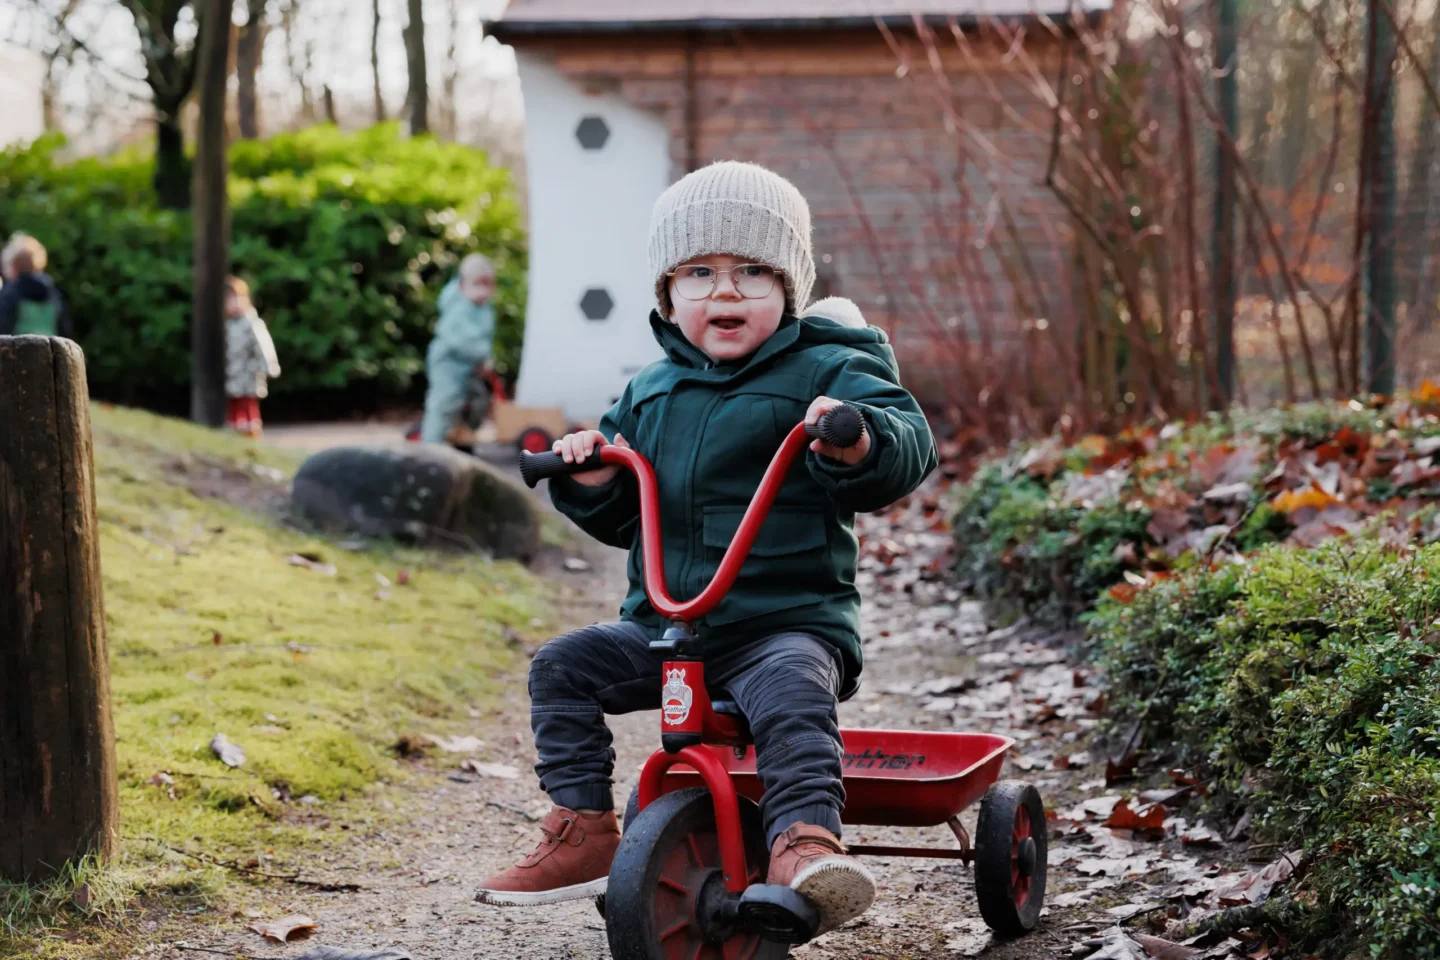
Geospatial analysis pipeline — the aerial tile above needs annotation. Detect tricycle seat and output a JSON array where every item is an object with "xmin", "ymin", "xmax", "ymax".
[{"xmin": 705, "ymin": 678, "xmax": 860, "ymax": 747}]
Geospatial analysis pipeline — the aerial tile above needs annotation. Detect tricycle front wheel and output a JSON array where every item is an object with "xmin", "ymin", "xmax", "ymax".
[
  {"xmin": 974, "ymin": 780, "xmax": 1047, "ymax": 936},
  {"xmin": 605, "ymin": 787, "xmax": 787, "ymax": 959}
]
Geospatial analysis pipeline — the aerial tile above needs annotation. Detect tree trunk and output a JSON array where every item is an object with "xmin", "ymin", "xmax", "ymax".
[
  {"xmin": 282, "ymin": 0, "xmax": 312, "ymax": 123},
  {"xmin": 323, "ymin": 84, "xmax": 337, "ymax": 124},
  {"xmin": 192, "ymin": 0, "xmax": 236, "ymax": 427},
  {"xmin": 372, "ymin": 0, "xmax": 386, "ymax": 122},
  {"xmin": 236, "ymin": 0, "xmax": 267, "ymax": 139},
  {"xmin": 404, "ymin": 0, "xmax": 429, "ymax": 135},
  {"xmin": 1365, "ymin": 0, "xmax": 1398, "ymax": 396},
  {"xmin": 154, "ymin": 111, "xmax": 191, "ymax": 210},
  {"xmin": 1403, "ymin": 28, "xmax": 1440, "ymax": 329},
  {"xmin": 1212, "ymin": 0, "xmax": 1239, "ymax": 406},
  {"xmin": 1275, "ymin": 17, "xmax": 1318, "ymax": 191},
  {"xmin": 442, "ymin": 0, "xmax": 460, "ymax": 139},
  {"xmin": 0, "ymin": 337, "xmax": 118, "ymax": 883}
]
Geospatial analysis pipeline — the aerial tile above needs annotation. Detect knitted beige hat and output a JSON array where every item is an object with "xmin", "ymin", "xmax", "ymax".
[{"xmin": 649, "ymin": 161, "xmax": 815, "ymax": 315}]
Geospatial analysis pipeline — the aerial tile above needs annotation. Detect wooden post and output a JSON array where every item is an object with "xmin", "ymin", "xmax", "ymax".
[{"xmin": 0, "ymin": 336, "xmax": 118, "ymax": 882}]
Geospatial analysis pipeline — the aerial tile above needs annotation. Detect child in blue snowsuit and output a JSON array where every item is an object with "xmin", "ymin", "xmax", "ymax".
[{"xmin": 421, "ymin": 254, "xmax": 497, "ymax": 445}]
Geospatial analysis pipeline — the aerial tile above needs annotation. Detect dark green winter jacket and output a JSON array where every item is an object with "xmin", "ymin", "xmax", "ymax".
[{"xmin": 550, "ymin": 311, "xmax": 937, "ymax": 686}]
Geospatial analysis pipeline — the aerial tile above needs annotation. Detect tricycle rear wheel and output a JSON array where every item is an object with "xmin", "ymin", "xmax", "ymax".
[
  {"xmin": 605, "ymin": 787, "xmax": 787, "ymax": 959},
  {"xmin": 974, "ymin": 780, "xmax": 1047, "ymax": 936}
]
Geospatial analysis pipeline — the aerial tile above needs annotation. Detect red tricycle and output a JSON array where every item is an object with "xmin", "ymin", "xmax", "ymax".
[{"xmin": 519, "ymin": 406, "xmax": 1047, "ymax": 958}]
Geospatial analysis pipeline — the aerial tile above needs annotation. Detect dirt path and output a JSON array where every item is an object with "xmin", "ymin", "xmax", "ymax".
[{"xmin": 143, "ymin": 484, "xmax": 1236, "ymax": 960}]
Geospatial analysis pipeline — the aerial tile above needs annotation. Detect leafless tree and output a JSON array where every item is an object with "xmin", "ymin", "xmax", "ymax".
[
  {"xmin": 403, "ymin": 0, "xmax": 428, "ymax": 134},
  {"xmin": 235, "ymin": 0, "xmax": 268, "ymax": 138}
]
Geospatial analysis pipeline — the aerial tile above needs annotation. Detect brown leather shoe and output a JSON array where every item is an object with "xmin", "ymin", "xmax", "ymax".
[
  {"xmin": 766, "ymin": 824, "xmax": 877, "ymax": 935},
  {"xmin": 475, "ymin": 806, "xmax": 620, "ymax": 906}
]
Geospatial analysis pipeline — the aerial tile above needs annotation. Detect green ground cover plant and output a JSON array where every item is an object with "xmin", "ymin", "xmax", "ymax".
[{"xmin": 1089, "ymin": 542, "xmax": 1440, "ymax": 957}]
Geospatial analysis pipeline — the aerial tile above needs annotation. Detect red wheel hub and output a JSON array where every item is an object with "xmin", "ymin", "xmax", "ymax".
[
  {"xmin": 519, "ymin": 430, "xmax": 551, "ymax": 454},
  {"xmin": 652, "ymin": 828, "xmax": 766, "ymax": 959},
  {"xmin": 1011, "ymin": 805, "xmax": 1036, "ymax": 908}
]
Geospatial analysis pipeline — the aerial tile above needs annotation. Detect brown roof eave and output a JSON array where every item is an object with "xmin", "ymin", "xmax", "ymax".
[{"xmin": 485, "ymin": 11, "xmax": 1105, "ymax": 42}]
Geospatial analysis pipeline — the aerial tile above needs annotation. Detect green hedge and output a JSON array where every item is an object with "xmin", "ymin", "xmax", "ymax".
[
  {"xmin": 1089, "ymin": 543, "xmax": 1440, "ymax": 957},
  {"xmin": 0, "ymin": 124, "xmax": 525, "ymax": 400}
]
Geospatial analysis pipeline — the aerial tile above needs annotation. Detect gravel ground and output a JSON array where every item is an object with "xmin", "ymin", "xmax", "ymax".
[{"xmin": 137, "ymin": 475, "xmax": 1238, "ymax": 960}]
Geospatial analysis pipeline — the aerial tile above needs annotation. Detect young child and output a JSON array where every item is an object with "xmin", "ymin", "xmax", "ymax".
[
  {"xmin": 477, "ymin": 161, "xmax": 938, "ymax": 935},
  {"xmin": 0, "ymin": 234, "xmax": 72, "ymax": 338},
  {"xmin": 421, "ymin": 253, "xmax": 497, "ymax": 446},
  {"xmin": 223, "ymin": 277, "xmax": 281, "ymax": 438}
]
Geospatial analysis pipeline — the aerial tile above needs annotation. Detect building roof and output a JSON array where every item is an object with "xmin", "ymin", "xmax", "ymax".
[{"xmin": 487, "ymin": 0, "xmax": 1110, "ymax": 36}]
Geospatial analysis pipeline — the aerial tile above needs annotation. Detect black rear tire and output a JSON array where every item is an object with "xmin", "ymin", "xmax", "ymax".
[
  {"xmin": 605, "ymin": 787, "xmax": 787, "ymax": 959},
  {"xmin": 974, "ymin": 780, "xmax": 1047, "ymax": 936}
]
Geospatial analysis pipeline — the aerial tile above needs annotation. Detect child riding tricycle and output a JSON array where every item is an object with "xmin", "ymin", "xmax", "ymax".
[{"xmin": 477, "ymin": 161, "xmax": 1047, "ymax": 957}]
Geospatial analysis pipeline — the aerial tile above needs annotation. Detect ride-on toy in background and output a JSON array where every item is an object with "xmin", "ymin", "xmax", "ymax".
[
  {"xmin": 520, "ymin": 406, "xmax": 1048, "ymax": 959},
  {"xmin": 405, "ymin": 365, "xmax": 571, "ymax": 455}
]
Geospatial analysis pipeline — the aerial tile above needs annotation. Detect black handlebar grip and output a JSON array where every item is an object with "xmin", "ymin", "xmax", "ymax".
[
  {"xmin": 518, "ymin": 449, "xmax": 606, "ymax": 488},
  {"xmin": 805, "ymin": 404, "xmax": 866, "ymax": 449}
]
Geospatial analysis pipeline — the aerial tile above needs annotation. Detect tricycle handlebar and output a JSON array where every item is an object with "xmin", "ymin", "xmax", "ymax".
[
  {"xmin": 517, "ymin": 403, "xmax": 866, "ymax": 623},
  {"xmin": 517, "ymin": 404, "xmax": 864, "ymax": 490}
]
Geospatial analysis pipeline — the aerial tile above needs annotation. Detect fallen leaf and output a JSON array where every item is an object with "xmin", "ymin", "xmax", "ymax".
[
  {"xmin": 423, "ymin": 734, "xmax": 486, "ymax": 754},
  {"xmin": 1106, "ymin": 900, "xmax": 1161, "ymax": 920},
  {"xmin": 1106, "ymin": 799, "xmax": 1168, "ymax": 839},
  {"xmin": 247, "ymin": 914, "xmax": 318, "ymax": 943},
  {"xmin": 210, "ymin": 733, "xmax": 245, "ymax": 768},
  {"xmin": 72, "ymin": 884, "xmax": 91, "ymax": 910},
  {"xmin": 287, "ymin": 554, "xmax": 337, "ymax": 576},
  {"xmin": 942, "ymin": 917, "xmax": 992, "ymax": 956},
  {"xmin": 1201, "ymin": 481, "xmax": 1252, "ymax": 503},
  {"xmin": 459, "ymin": 759, "xmax": 519, "ymax": 779},
  {"xmin": 1180, "ymin": 825, "xmax": 1222, "ymax": 848},
  {"xmin": 1271, "ymin": 486, "xmax": 1340, "ymax": 513},
  {"xmin": 1132, "ymin": 933, "xmax": 1201, "ymax": 960},
  {"xmin": 563, "ymin": 557, "xmax": 591, "ymax": 572}
]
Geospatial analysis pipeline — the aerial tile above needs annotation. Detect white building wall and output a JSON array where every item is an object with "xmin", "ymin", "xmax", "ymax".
[
  {"xmin": 512, "ymin": 52, "xmax": 668, "ymax": 423},
  {"xmin": 0, "ymin": 45, "xmax": 45, "ymax": 149}
]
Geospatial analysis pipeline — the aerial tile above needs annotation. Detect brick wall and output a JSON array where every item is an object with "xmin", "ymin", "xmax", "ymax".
[{"xmin": 516, "ymin": 27, "xmax": 1075, "ymax": 396}]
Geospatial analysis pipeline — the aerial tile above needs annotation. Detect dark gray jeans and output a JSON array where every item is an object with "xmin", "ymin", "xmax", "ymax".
[{"xmin": 529, "ymin": 621, "xmax": 845, "ymax": 845}]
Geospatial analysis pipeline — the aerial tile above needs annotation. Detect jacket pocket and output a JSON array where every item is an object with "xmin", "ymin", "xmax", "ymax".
[
  {"xmin": 700, "ymin": 505, "xmax": 829, "ymax": 625},
  {"xmin": 702, "ymin": 505, "xmax": 827, "ymax": 556}
]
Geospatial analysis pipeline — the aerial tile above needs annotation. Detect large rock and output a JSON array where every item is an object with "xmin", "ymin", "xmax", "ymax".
[{"xmin": 291, "ymin": 444, "xmax": 539, "ymax": 561}]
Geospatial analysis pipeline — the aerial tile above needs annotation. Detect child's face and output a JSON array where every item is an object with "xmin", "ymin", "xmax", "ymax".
[
  {"xmin": 224, "ymin": 292, "xmax": 245, "ymax": 317},
  {"xmin": 668, "ymin": 254, "xmax": 785, "ymax": 363},
  {"xmin": 462, "ymin": 271, "xmax": 495, "ymax": 305}
]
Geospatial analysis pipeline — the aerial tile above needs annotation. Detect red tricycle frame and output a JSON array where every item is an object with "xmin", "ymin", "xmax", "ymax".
[{"xmin": 523, "ymin": 408, "xmax": 1046, "ymax": 951}]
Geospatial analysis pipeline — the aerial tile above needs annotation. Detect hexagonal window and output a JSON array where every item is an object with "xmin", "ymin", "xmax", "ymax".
[
  {"xmin": 575, "ymin": 116, "xmax": 611, "ymax": 151},
  {"xmin": 580, "ymin": 288, "xmax": 614, "ymax": 321}
]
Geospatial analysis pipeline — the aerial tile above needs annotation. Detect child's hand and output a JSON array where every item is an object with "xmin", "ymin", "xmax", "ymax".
[
  {"xmin": 806, "ymin": 397, "xmax": 871, "ymax": 464},
  {"xmin": 553, "ymin": 431, "xmax": 630, "ymax": 486}
]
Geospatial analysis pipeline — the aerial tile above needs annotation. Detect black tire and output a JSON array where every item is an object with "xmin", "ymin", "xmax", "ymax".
[
  {"xmin": 974, "ymin": 780, "xmax": 1047, "ymax": 936},
  {"xmin": 596, "ymin": 790, "xmax": 649, "ymax": 920},
  {"xmin": 606, "ymin": 787, "xmax": 787, "ymax": 960}
]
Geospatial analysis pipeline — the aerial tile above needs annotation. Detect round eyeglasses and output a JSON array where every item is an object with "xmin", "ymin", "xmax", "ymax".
[{"xmin": 668, "ymin": 263, "xmax": 781, "ymax": 301}]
